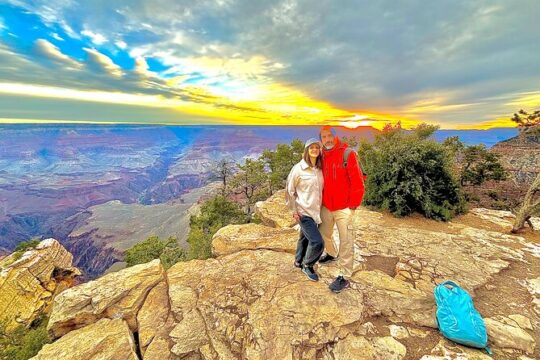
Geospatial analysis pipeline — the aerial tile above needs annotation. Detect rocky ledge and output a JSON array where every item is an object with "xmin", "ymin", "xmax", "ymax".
[
  {"xmin": 0, "ymin": 239, "xmax": 81, "ymax": 332},
  {"xmin": 31, "ymin": 191, "xmax": 539, "ymax": 359}
]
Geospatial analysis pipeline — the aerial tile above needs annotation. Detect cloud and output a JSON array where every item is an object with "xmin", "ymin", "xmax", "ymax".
[
  {"xmin": 506, "ymin": 91, "xmax": 540, "ymax": 109},
  {"xmin": 34, "ymin": 39, "xmax": 81, "ymax": 68},
  {"xmin": 161, "ymin": 55, "xmax": 285, "ymax": 81},
  {"xmin": 3, "ymin": 0, "xmax": 540, "ymax": 128},
  {"xmin": 81, "ymin": 29, "xmax": 107, "ymax": 45},
  {"xmin": 0, "ymin": 93, "xmax": 219, "ymax": 124},
  {"xmin": 115, "ymin": 40, "xmax": 127, "ymax": 49},
  {"xmin": 83, "ymin": 47, "xmax": 123, "ymax": 77},
  {"xmin": 51, "ymin": 32, "xmax": 64, "ymax": 41}
]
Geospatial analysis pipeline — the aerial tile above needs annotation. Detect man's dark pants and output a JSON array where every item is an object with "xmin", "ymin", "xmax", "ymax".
[{"xmin": 295, "ymin": 215, "xmax": 324, "ymax": 267}]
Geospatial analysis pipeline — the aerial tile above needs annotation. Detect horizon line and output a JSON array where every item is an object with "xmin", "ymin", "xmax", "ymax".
[{"xmin": 0, "ymin": 118, "xmax": 519, "ymax": 131}]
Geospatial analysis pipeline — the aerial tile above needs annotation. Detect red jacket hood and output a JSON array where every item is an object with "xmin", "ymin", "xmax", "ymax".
[{"xmin": 322, "ymin": 136, "xmax": 348, "ymax": 154}]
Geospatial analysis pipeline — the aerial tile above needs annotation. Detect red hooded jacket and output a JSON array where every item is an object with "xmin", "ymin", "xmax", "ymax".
[{"xmin": 321, "ymin": 137, "xmax": 365, "ymax": 211}]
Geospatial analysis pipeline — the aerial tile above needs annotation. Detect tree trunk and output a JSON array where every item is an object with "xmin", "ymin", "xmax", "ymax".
[
  {"xmin": 512, "ymin": 172, "xmax": 540, "ymax": 233},
  {"xmin": 512, "ymin": 211, "xmax": 530, "ymax": 233}
]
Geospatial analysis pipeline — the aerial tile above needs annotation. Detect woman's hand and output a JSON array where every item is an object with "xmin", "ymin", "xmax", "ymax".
[{"xmin": 293, "ymin": 212, "xmax": 301, "ymax": 222}]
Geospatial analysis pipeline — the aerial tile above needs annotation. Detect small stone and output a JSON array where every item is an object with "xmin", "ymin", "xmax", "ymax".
[
  {"xmin": 409, "ymin": 258, "xmax": 422, "ymax": 270},
  {"xmin": 508, "ymin": 314, "xmax": 533, "ymax": 331},
  {"xmin": 389, "ymin": 325, "xmax": 409, "ymax": 339},
  {"xmin": 357, "ymin": 322, "xmax": 376, "ymax": 336},
  {"xmin": 371, "ymin": 336, "xmax": 407, "ymax": 360},
  {"xmin": 485, "ymin": 317, "xmax": 536, "ymax": 354},
  {"xmin": 408, "ymin": 327, "xmax": 431, "ymax": 338}
]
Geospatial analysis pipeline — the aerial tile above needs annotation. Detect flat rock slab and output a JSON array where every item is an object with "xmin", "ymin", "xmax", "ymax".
[
  {"xmin": 31, "ymin": 318, "xmax": 138, "ymax": 360},
  {"xmin": 212, "ymin": 222, "xmax": 297, "ymax": 256},
  {"xmin": 48, "ymin": 259, "xmax": 164, "ymax": 338}
]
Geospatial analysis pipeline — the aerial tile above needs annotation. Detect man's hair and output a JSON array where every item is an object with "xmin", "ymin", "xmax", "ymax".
[
  {"xmin": 303, "ymin": 146, "xmax": 323, "ymax": 169},
  {"xmin": 319, "ymin": 125, "xmax": 336, "ymax": 138}
]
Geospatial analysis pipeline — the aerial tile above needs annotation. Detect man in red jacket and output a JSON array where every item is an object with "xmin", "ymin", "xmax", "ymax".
[{"xmin": 318, "ymin": 126, "xmax": 365, "ymax": 293}]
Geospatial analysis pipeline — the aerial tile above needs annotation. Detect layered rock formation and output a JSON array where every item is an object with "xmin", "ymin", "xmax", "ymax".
[
  {"xmin": 31, "ymin": 191, "xmax": 539, "ymax": 359},
  {"xmin": 32, "ymin": 318, "xmax": 139, "ymax": 360},
  {"xmin": 456, "ymin": 127, "xmax": 539, "ymax": 212},
  {"xmin": 470, "ymin": 127, "xmax": 540, "ymax": 211},
  {"xmin": 0, "ymin": 239, "xmax": 80, "ymax": 332},
  {"xmin": 491, "ymin": 126, "xmax": 540, "ymax": 184}
]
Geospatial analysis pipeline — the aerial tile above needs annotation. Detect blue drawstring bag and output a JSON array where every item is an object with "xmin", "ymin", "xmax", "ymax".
[{"xmin": 434, "ymin": 280, "xmax": 492, "ymax": 355}]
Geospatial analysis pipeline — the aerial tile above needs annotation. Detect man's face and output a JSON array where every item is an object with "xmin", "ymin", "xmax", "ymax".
[{"xmin": 320, "ymin": 129, "xmax": 335, "ymax": 149}]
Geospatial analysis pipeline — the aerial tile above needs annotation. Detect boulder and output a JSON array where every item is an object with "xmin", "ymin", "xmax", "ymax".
[
  {"xmin": 47, "ymin": 259, "xmax": 164, "ymax": 338},
  {"xmin": 212, "ymin": 223, "xmax": 297, "ymax": 257},
  {"xmin": 254, "ymin": 190, "xmax": 295, "ymax": 228},
  {"xmin": 31, "ymin": 318, "xmax": 138, "ymax": 360},
  {"xmin": 508, "ymin": 314, "xmax": 534, "ymax": 331},
  {"xmin": 0, "ymin": 238, "xmax": 80, "ymax": 331}
]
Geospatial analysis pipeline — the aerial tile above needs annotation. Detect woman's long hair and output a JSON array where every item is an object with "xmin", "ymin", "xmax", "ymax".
[{"xmin": 303, "ymin": 146, "xmax": 323, "ymax": 169}]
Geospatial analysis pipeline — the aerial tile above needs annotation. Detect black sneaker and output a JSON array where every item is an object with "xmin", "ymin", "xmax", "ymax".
[
  {"xmin": 302, "ymin": 266, "xmax": 319, "ymax": 282},
  {"xmin": 329, "ymin": 276, "xmax": 350, "ymax": 293},
  {"xmin": 294, "ymin": 261, "xmax": 301, "ymax": 268},
  {"xmin": 318, "ymin": 254, "xmax": 336, "ymax": 264}
]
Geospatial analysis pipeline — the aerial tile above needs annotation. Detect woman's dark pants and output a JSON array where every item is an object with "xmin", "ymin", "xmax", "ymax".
[{"xmin": 295, "ymin": 215, "xmax": 324, "ymax": 267}]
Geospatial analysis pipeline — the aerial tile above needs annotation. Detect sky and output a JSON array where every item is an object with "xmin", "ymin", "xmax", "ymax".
[{"xmin": 0, "ymin": 0, "xmax": 539, "ymax": 129}]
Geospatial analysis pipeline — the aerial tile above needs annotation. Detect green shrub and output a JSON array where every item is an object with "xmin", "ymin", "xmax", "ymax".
[
  {"xmin": 124, "ymin": 236, "xmax": 186, "ymax": 269},
  {"xmin": 464, "ymin": 192, "xmax": 480, "ymax": 203},
  {"xmin": 14, "ymin": 239, "xmax": 41, "ymax": 253},
  {"xmin": 442, "ymin": 136, "xmax": 507, "ymax": 186},
  {"xmin": 490, "ymin": 199, "xmax": 508, "ymax": 210},
  {"xmin": 7, "ymin": 239, "xmax": 42, "ymax": 263},
  {"xmin": 187, "ymin": 195, "xmax": 246, "ymax": 260},
  {"xmin": 460, "ymin": 145, "xmax": 507, "ymax": 186},
  {"xmin": 486, "ymin": 190, "xmax": 499, "ymax": 200},
  {"xmin": 250, "ymin": 212, "xmax": 263, "ymax": 224},
  {"xmin": 12, "ymin": 252, "xmax": 23, "ymax": 262},
  {"xmin": 0, "ymin": 316, "xmax": 50, "ymax": 360},
  {"xmin": 358, "ymin": 124, "xmax": 466, "ymax": 221},
  {"xmin": 229, "ymin": 158, "xmax": 270, "ymax": 215},
  {"xmin": 260, "ymin": 139, "xmax": 304, "ymax": 194}
]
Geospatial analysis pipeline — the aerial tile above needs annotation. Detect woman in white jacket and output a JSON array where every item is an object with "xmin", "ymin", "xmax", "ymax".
[{"xmin": 286, "ymin": 138, "xmax": 325, "ymax": 282}]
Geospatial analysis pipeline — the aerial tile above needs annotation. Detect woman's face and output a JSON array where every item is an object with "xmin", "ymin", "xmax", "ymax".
[{"xmin": 308, "ymin": 143, "xmax": 320, "ymax": 157}]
